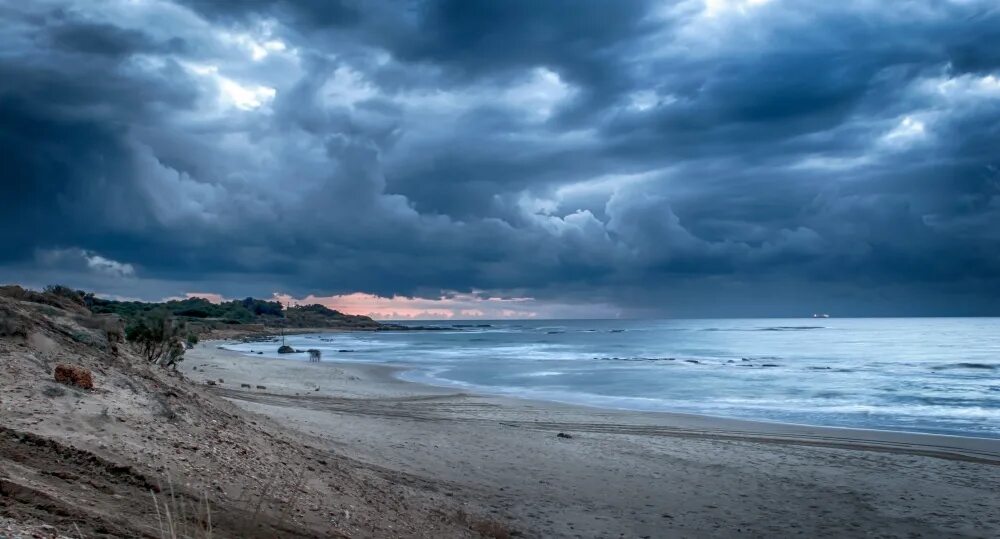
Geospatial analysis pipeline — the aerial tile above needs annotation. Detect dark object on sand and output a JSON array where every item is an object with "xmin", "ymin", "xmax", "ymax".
[
  {"xmin": 54, "ymin": 364, "xmax": 94, "ymax": 389},
  {"xmin": 256, "ymin": 385, "xmax": 266, "ymax": 390},
  {"xmin": 257, "ymin": 351, "xmax": 263, "ymax": 354},
  {"xmin": 557, "ymin": 432, "xmax": 573, "ymax": 439},
  {"xmin": 277, "ymin": 345, "xmax": 295, "ymax": 354},
  {"xmin": 241, "ymin": 383, "xmax": 251, "ymax": 388}
]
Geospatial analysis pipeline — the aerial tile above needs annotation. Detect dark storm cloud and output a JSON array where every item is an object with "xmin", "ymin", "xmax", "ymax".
[{"xmin": 1, "ymin": 0, "xmax": 998, "ymax": 316}]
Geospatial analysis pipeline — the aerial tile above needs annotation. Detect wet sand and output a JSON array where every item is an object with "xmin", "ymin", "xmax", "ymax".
[{"xmin": 183, "ymin": 342, "xmax": 1000, "ymax": 538}]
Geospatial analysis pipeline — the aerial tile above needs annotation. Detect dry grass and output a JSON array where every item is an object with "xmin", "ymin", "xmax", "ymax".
[
  {"xmin": 456, "ymin": 510, "xmax": 515, "ymax": 539},
  {"xmin": 148, "ymin": 476, "xmax": 213, "ymax": 539},
  {"xmin": 470, "ymin": 519, "xmax": 513, "ymax": 539}
]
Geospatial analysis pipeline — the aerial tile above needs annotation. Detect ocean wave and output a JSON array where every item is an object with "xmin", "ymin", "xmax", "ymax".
[
  {"xmin": 757, "ymin": 326, "xmax": 825, "ymax": 331},
  {"xmin": 522, "ymin": 371, "xmax": 565, "ymax": 377},
  {"xmin": 701, "ymin": 326, "xmax": 824, "ymax": 332},
  {"xmin": 930, "ymin": 363, "xmax": 997, "ymax": 371},
  {"xmin": 594, "ymin": 356, "xmax": 677, "ymax": 362}
]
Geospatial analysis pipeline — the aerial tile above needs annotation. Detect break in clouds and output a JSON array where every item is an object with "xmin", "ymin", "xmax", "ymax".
[{"xmin": 1, "ymin": 0, "xmax": 998, "ymax": 317}]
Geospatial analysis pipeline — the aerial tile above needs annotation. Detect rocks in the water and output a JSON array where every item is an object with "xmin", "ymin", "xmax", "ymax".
[
  {"xmin": 684, "ymin": 359, "xmax": 700, "ymax": 364},
  {"xmin": 277, "ymin": 345, "xmax": 295, "ymax": 354},
  {"xmin": 256, "ymin": 385, "xmax": 266, "ymax": 390},
  {"xmin": 761, "ymin": 364, "xmax": 779, "ymax": 367},
  {"xmin": 556, "ymin": 432, "xmax": 573, "ymax": 439},
  {"xmin": 241, "ymin": 383, "xmax": 251, "ymax": 388},
  {"xmin": 54, "ymin": 364, "xmax": 93, "ymax": 389},
  {"xmin": 257, "ymin": 351, "xmax": 263, "ymax": 355},
  {"xmin": 205, "ymin": 380, "xmax": 217, "ymax": 386}
]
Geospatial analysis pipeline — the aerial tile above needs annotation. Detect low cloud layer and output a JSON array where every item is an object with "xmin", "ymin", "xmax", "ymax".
[{"xmin": 2, "ymin": 0, "xmax": 998, "ymax": 317}]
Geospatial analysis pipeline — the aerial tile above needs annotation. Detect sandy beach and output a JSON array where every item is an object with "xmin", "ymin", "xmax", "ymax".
[{"xmin": 182, "ymin": 342, "xmax": 1000, "ymax": 538}]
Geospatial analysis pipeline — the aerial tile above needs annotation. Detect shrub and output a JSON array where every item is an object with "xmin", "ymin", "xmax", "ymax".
[{"xmin": 126, "ymin": 309, "xmax": 188, "ymax": 368}]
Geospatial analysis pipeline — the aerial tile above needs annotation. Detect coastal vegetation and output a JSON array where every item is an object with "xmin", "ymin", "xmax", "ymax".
[
  {"xmin": 42, "ymin": 285, "xmax": 384, "ymax": 329},
  {"xmin": 29, "ymin": 284, "xmax": 389, "ymax": 370}
]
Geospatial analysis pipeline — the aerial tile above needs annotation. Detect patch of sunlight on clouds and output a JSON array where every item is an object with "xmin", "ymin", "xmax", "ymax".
[
  {"xmin": 556, "ymin": 170, "xmax": 663, "ymax": 201},
  {"xmin": 626, "ymin": 90, "xmax": 677, "ymax": 112},
  {"xmin": 182, "ymin": 61, "xmax": 276, "ymax": 111},
  {"xmin": 790, "ymin": 155, "xmax": 874, "ymax": 172},
  {"xmin": 321, "ymin": 66, "xmax": 379, "ymax": 108},
  {"xmin": 219, "ymin": 29, "xmax": 288, "ymax": 62},
  {"xmin": 503, "ymin": 67, "xmax": 575, "ymax": 121},
  {"xmin": 932, "ymin": 72, "xmax": 1000, "ymax": 101},
  {"xmin": 392, "ymin": 67, "xmax": 575, "ymax": 123},
  {"xmin": 218, "ymin": 78, "xmax": 276, "ymax": 110},
  {"xmin": 881, "ymin": 115, "xmax": 928, "ymax": 149},
  {"xmin": 703, "ymin": 0, "xmax": 774, "ymax": 17}
]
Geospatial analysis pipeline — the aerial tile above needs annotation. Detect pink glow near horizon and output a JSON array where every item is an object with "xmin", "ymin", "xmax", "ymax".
[
  {"xmin": 272, "ymin": 292, "xmax": 542, "ymax": 320},
  {"xmin": 183, "ymin": 292, "xmax": 226, "ymax": 303},
  {"xmin": 176, "ymin": 290, "xmax": 620, "ymax": 320}
]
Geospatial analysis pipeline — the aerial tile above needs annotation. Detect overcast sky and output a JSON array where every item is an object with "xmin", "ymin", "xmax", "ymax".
[{"xmin": 2, "ymin": 0, "xmax": 998, "ymax": 318}]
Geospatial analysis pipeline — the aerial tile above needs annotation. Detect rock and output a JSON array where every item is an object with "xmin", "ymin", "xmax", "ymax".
[
  {"xmin": 206, "ymin": 380, "xmax": 217, "ymax": 386},
  {"xmin": 277, "ymin": 345, "xmax": 295, "ymax": 354},
  {"xmin": 218, "ymin": 378, "xmax": 224, "ymax": 383},
  {"xmin": 556, "ymin": 432, "xmax": 573, "ymax": 439},
  {"xmin": 241, "ymin": 383, "xmax": 251, "ymax": 388},
  {"xmin": 54, "ymin": 364, "xmax": 94, "ymax": 389},
  {"xmin": 256, "ymin": 385, "xmax": 266, "ymax": 390}
]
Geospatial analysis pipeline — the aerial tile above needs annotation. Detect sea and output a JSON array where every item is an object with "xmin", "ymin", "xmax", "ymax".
[{"xmin": 221, "ymin": 318, "xmax": 1000, "ymax": 439}]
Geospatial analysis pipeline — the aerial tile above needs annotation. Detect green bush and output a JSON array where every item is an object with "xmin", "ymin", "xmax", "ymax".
[{"xmin": 125, "ymin": 309, "xmax": 187, "ymax": 368}]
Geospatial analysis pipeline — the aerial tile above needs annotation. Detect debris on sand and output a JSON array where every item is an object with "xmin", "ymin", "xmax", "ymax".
[{"xmin": 53, "ymin": 364, "xmax": 93, "ymax": 390}]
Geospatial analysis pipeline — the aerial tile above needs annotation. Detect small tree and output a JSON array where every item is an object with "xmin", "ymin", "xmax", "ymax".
[{"xmin": 125, "ymin": 309, "xmax": 188, "ymax": 368}]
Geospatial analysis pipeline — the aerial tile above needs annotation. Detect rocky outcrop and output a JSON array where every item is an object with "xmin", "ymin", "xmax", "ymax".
[{"xmin": 53, "ymin": 364, "xmax": 94, "ymax": 389}]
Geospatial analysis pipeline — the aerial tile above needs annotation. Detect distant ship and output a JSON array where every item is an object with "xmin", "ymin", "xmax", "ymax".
[{"xmin": 812, "ymin": 313, "xmax": 830, "ymax": 318}]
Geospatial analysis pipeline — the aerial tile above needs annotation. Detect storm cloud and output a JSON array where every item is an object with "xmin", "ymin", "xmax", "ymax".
[{"xmin": 1, "ymin": 0, "xmax": 998, "ymax": 317}]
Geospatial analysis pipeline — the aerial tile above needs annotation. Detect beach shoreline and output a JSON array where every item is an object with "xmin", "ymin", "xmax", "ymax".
[
  {"xmin": 200, "ymin": 340, "xmax": 1000, "ymax": 461},
  {"xmin": 181, "ymin": 341, "xmax": 1000, "ymax": 537}
]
